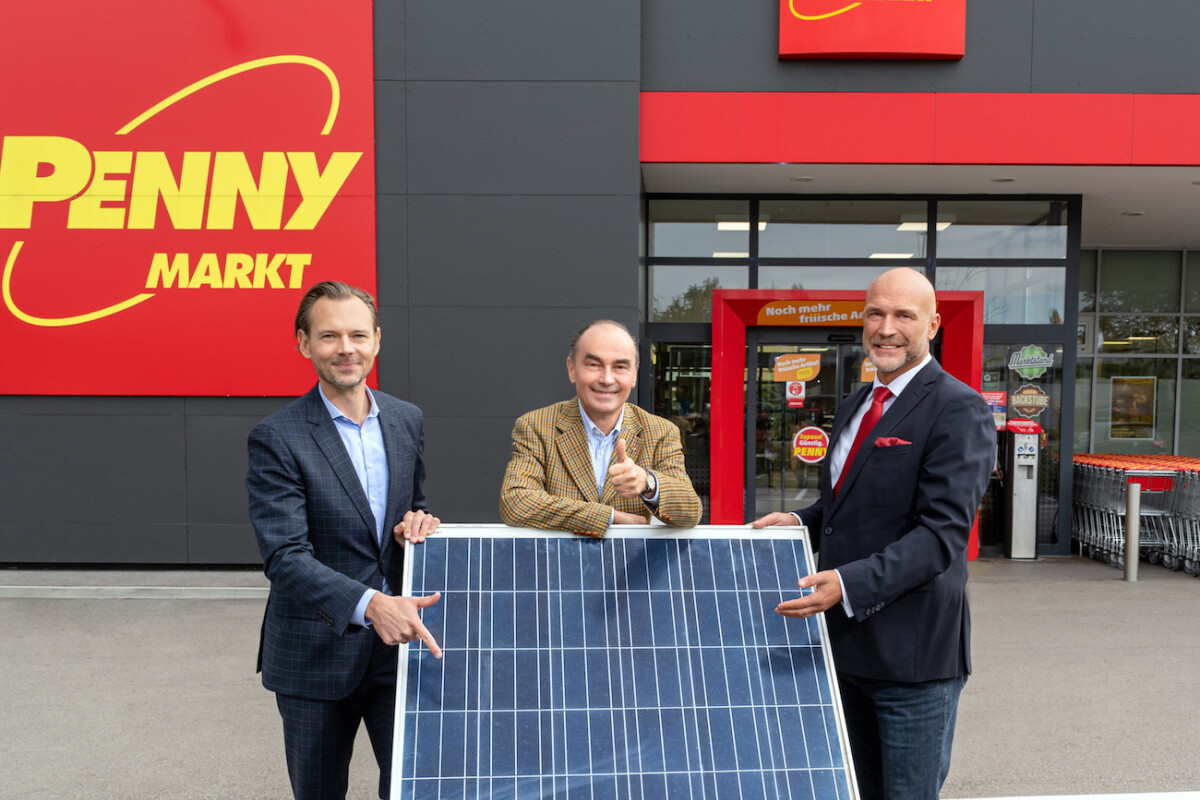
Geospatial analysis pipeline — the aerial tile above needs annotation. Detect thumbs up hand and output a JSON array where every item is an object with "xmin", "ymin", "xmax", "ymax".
[{"xmin": 608, "ymin": 438, "xmax": 649, "ymax": 498}]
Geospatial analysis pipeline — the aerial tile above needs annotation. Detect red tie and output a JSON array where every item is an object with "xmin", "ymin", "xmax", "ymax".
[{"xmin": 834, "ymin": 386, "xmax": 892, "ymax": 496}]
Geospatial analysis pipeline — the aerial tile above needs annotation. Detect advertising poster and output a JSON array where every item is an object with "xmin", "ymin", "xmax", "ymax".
[
  {"xmin": 982, "ymin": 390, "xmax": 1007, "ymax": 430},
  {"xmin": 1110, "ymin": 377, "xmax": 1156, "ymax": 439},
  {"xmin": 0, "ymin": 2, "xmax": 376, "ymax": 395}
]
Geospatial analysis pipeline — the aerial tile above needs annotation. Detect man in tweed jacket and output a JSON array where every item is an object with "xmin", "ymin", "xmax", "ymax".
[
  {"xmin": 500, "ymin": 320, "xmax": 702, "ymax": 537},
  {"xmin": 247, "ymin": 281, "xmax": 440, "ymax": 800}
]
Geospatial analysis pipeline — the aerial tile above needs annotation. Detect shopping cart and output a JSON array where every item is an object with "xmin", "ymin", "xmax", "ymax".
[{"xmin": 1071, "ymin": 454, "xmax": 1200, "ymax": 574}]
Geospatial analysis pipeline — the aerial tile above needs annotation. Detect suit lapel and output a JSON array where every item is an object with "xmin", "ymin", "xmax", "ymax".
[
  {"xmin": 304, "ymin": 388, "xmax": 378, "ymax": 538},
  {"xmin": 379, "ymin": 403, "xmax": 407, "ymax": 541},
  {"xmin": 556, "ymin": 401, "xmax": 601, "ymax": 501}
]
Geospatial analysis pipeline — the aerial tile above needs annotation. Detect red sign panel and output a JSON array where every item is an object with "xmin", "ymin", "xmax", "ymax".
[
  {"xmin": 780, "ymin": 0, "xmax": 966, "ymax": 60},
  {"xmin": 0, "ymin": 2, "xmax": 375, "ymax": 395}
]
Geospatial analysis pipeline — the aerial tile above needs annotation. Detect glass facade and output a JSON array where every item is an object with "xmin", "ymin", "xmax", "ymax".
[
  {"xmin": 646, "ymin": 195, "xmax": 1081, "ymax": 555},
  {"xmin": 1077, "ymin": 248, "xmax": 1200, "ymax": 457}
]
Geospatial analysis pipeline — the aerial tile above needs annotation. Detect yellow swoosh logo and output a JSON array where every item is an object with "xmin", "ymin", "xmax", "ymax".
[
  {"xmin": 5, "ymin": 56, "xmax": 338, "ymax": 327},
  {"xmin": 118, "ymin": 55, "xmax": 340, "ymax": 135},
  {"xmin": 4, "ymin": 241, "xmax": 155, "ymax": 326},
  {"xmin": 789, "ymin": 1, "xmax": 862, "ymax": 20}
]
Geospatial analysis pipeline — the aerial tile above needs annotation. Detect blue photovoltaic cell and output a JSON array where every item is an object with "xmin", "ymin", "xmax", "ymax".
[{"xmin": 392, "ymin": 526, "xmax": 857, "ymax": 799}]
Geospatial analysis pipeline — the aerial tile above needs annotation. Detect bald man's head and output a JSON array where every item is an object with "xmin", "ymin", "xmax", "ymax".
[{"xmin": 862, "ymin": 268, "xmax": 940, "ymax": 384}]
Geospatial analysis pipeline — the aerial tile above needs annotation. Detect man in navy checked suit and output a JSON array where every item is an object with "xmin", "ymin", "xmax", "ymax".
[{"xmin": 247, "ymin": 281, "xmax": 441, "ymax": 800}]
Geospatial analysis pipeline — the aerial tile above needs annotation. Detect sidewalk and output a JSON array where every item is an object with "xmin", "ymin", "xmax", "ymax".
[{"xmin": 1, "ymin": 555, "xmax": 1197, "ymax": 799}]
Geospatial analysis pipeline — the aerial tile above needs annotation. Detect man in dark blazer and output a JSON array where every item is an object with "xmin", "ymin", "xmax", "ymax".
[
  {"xmin": 754, "ymin": 267, "xmax": 996, "ymax": 800},
  {"xmin": 247, "ymin": 281, "xmax": 441, "ymax": 800}
]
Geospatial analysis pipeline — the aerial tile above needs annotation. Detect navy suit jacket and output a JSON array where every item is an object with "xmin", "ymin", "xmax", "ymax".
[
  {"xmin": 797, "ymin": 359, "xmax": 995, "ymax": 684},
  {"xmin": 247, "ymin": 385, "xmax": 428, "ymax": 700}
]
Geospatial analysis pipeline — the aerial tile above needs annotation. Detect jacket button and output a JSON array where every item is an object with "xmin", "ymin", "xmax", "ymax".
[{"xmin": 824, "ymin": 527, "xmax": 833, "ymax": 536}]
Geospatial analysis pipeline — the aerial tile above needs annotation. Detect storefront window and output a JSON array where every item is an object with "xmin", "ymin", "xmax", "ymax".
[
  {"xmin": 1186, "ymin": 256, "xmax": 1200, "ymax": 312},
  {"xmin": 1075, "ymin": 359, "xmax": 1093, "ymax": 453},
  {"xmin": 1080, "ymin": 249, "xmax": 1097, "ymax": 312},
  {"xmin": 1179, "ymin": 360, "xmax": 1200, "ymax": 457},
  {"xmin": 976, "ymin": 344, "xmax": 1063, "ymax": 551},
  {"xmin": 935, "ymin": 266, "xmax": 1066, "ymax": 325},
  {"xmin": 648, "ymin": 199, "xmax": 750, "ymax": 258},
  {"xmin": 758, "ymin": 200, "xmax": 928, "ymax": 259},
  {"xmin": 1092, "ymin": 358, "xmax": 1177, "ymax": 454},
  {"xmin": 758, "ymin": 265, "xmax": 908, "ymax": 292},
  {"xmin": 649, "ymin": 264, "xmax": 749, "ymax": 322},
  {"xmin": 935, "ymin": 200, "xmax": 1068, "ymax": 258},
  {"xmin": 1097, "ymin": 316, "xmax": 1179, "ymax": 354},
  {"xmin": 1184, "ymin": 318, "xmax": 1200, "ymax": 354},
  {"xmin": 650, "ymin": 343, "xmax": 712, "ymax": 523},
  {"xmin": 1098, "ymin": 250, "xmax": 1181, "ymax": 313}
]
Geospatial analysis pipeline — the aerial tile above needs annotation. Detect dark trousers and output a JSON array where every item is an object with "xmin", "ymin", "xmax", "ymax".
[
  {"xmin": 837, "ymin": 672, "xmax": 967, "ymax": 800},
  {"xmin": 275, "ymin": 636, "xmax": 399, "ymax": 800}
]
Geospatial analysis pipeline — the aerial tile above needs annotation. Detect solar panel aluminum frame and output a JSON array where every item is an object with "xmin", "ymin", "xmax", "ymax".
[{"xmin": 391, "ymin": 523, "xmax": 859, "ymax": 799}]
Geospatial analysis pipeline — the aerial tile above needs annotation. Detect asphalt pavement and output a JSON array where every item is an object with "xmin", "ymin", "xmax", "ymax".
[{"xmin": 1, "ymin": 553, "xmax": 1197, "ymax": 799}]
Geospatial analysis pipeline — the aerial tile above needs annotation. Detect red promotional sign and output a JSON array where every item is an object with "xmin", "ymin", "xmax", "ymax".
[
  {"xmin": 779, "ymin": 0, "xmax": 966, "ymax": 60},
  {"xmin": 1005, "ymin": 418, "xmax": 1043, "ymax": 435},
  {"xmin": 792, "ymin": 426, "xmax": 830, "ymax": 463},
  {"xmin": 0, "ymin": 2, "xmax": 375, "ymax": 395}
]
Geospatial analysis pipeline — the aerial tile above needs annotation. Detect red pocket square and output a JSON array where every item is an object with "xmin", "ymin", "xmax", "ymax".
[{"xmin": 874, "ymin": 436, "xmax": 911, "ymax": 447}]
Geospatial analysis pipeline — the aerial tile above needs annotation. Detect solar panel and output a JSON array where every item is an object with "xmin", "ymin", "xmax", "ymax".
[{"xmin": 391, "ymin": 524, "xmax": 858, "ymax": 799}]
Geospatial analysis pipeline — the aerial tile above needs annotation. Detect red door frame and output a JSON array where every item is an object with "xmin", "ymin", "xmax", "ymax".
[{"xmin": 710, "ymin": 288, "xmax": 986, "ymax": 557}]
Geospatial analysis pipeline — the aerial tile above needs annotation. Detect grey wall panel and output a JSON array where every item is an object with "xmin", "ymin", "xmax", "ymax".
[
  {"xmin": 375, "ymin": 80, "xmax": 407, "ymax": 195},
  {"xmin": 0, "ymin": 397, "xmax": 185, "ymax": 415},
  {"xmin": 0, "ymin": 523, "xmax": 188, "ymax": 564},
  {"xmin": 643, "ymin": 0, "xmax": 1200, "ymax": 95},
  {"xmin": 405, "ymin": 0, "xmax": 639, "ymax": 82},
  {"xmin": 185, "ymin": 415, "xmax": 258, "ymax": 526},
  {"xmin": 376, "ymin": 303, "xmax": 412, "ymax": 402},
  {"xmin": 184, "ymin": 398, "xmax": 290, "ymax": 417},
  {"xmin": 404, "ymin": 305, "xmax": 638, "ymax": 419},
  {"xmin": 407, "ymin": 195, "xmax": 639, "ymax": 308},
  {"xmin": 1031, "ymin": 0, "xmax": 1200, "ymax": 92},
  {"xmin": 188, "ymin": 524, "xmax": 260, "ymax": 565},
  {"xmin": 825, "ymin": 1, "xmax": 1034, "ymax": 93},
  {"xmin": 376, "ymin": 195, "xmax": 409, "ymax": 304},
  {"xmin": 420, "ymin": 416, "xmax": 517, "ymax": 523},
  {"xmin": 0, "ymin": 415, "xmax": 186, "ymax": 525},
  {"xmin": 374, "ymin": 0, "xmax": 406, "ymax": 81},
  {"xmin": 405, "ymin": 81, "xmax": 639, "ymax": 196},
  {"xmin": 641, "ymin": 0, "xmax": 1038, "ymax": 93}
]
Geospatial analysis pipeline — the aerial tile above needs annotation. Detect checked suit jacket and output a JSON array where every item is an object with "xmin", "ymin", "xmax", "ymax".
[
  {"xmin": 796, "ymin": 359, "xmax": 996, "ymax": 684},
  {"xmin": 499, "ymin": 400, "xmax": 703, "ymax": 537},
  {"xmin": 246, "ymin": 385, "xmax": 428, "ymax": 701}
]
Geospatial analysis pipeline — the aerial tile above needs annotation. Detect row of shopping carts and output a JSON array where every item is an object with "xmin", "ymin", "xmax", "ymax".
[{"xmin": 1072, "ymin": 454, "xmax": 1200, "ymax": 575}]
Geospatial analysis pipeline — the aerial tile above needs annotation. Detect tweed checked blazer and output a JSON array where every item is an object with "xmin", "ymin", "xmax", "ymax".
[
  {"xmin": 499, "ymin": 399, "xmax": 702, "ymax": 537},
  {"xmin": 247, "ymin": 385, "xmax": 428, "ymax": 701}
]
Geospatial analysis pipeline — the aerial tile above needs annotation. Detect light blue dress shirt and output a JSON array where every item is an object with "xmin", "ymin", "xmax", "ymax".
[
  {"xmin": 317, "ymin": 386, "xmax": 390, "ymax": 627},
  {"xmin": 577, "ymin": 401, "xmax": 659, "ymax": 521}
]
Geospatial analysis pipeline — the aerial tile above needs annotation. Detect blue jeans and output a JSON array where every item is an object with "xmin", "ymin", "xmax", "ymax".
[{"xmin": 837, "ymin": 673, "xmax": 967, "ymax": 800}]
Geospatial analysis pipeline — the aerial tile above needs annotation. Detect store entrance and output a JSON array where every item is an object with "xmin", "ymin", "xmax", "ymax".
[{"xmin": 746, "ymin": 329, "xmax": 869, "ymax": 519}]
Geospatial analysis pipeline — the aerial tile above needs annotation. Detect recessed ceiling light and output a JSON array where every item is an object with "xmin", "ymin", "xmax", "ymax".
[
  {"xmin": 1120, "ymin": 211, "xmax": 1145, "ymax": 217},
  {"xmin": 790, "ymin": 176, "xmax": 816, "ymax": 183},
  {"xmin": 896, "ymin": 222, "xmax": 952, "ymax": 232},
  {"xmin": 717, "ymin": 221, "xmax": 767, "ymax": 231},
  {"xmin": 869, "ymin": 253, "xmax": 915, "ymax": 259},
  {"xmin": 713, "ymin": 252, "xmax": 749, "ymax": 258},
  {"xmin": 991, "ymin": 177, "xmax": 1016, "ymax": 183}
]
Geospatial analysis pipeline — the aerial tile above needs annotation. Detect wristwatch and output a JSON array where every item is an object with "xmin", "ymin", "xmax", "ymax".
[{"xmin": 641, "ymin": 469, "xmax": 658, "ymax": 499}]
